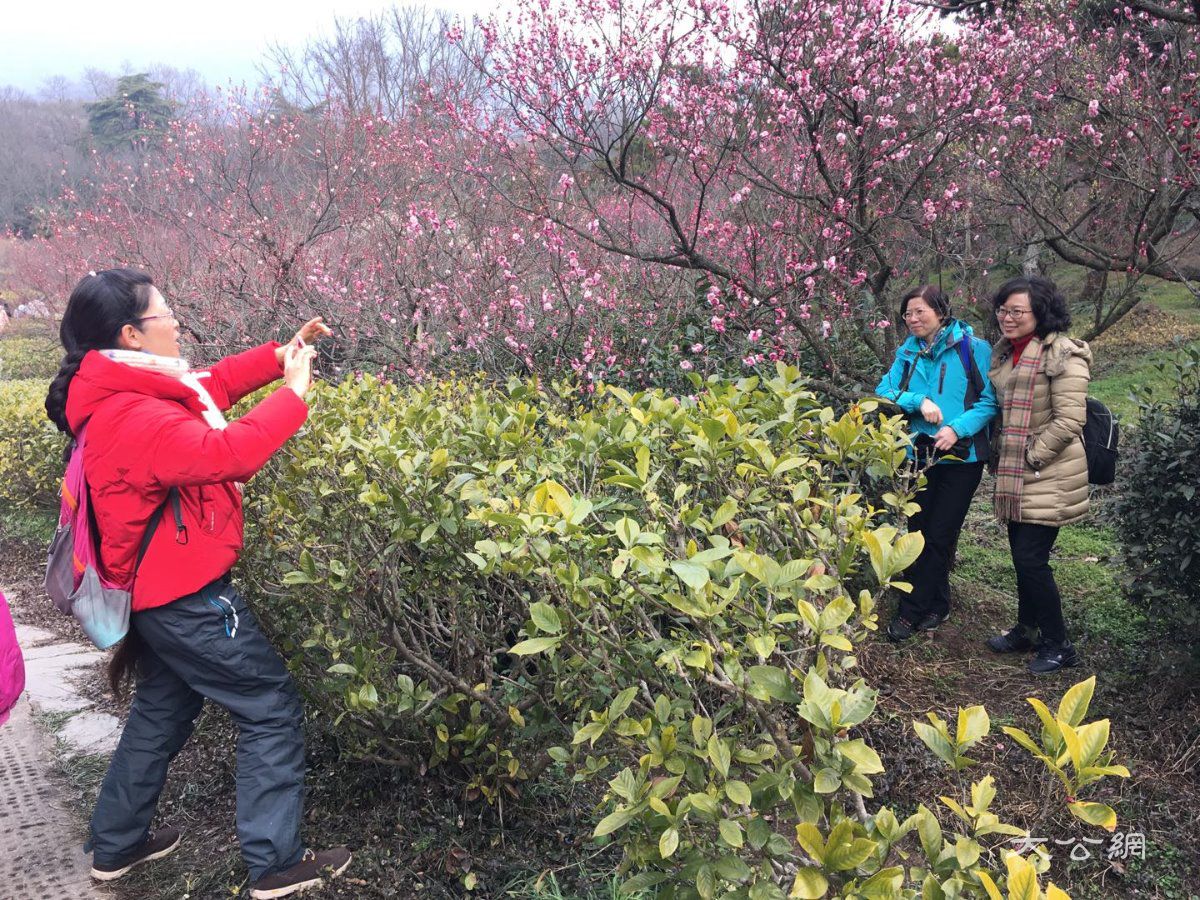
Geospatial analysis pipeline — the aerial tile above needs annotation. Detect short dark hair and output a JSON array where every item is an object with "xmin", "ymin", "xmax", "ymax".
[
  {"xmin": 899, "ymin": 284, "xmax": 951, "ymax": 323},
  {"xmin": 991, "ymin": 275, "xmax": 1070, "ymax": 338}
]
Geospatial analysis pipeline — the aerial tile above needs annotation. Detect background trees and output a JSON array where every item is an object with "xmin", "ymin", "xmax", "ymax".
[{"xmin": 3, "ymin": 0, "xmax": 1196, "ymax": 389}]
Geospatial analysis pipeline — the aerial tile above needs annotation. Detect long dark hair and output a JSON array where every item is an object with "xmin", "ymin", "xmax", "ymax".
[
  {"xmin": 45, "ymin": 268, "xmax": 156, "ymax": 695},
  {"xmin": 45, "ymin": 268, "xmax": 155, "ymax": 438},
  {"xmin": 991, "ymin": 275, "xmax": 1071, "ymax": 338}
]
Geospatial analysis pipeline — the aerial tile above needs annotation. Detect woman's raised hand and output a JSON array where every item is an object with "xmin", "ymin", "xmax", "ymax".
[
  {"xmin": 276, "ymin": 317, "xmax": 333, "ymax": 367},
  {"xmin": 920, "ymin": 397, "xmax": 943, "ymax": 425},
  {"xmin": 293, "ymin": 316, "xmax": 333, "ymax": 347},
  {"xmin": 283, "ymin": 343, "xmax": 318, "ymax": 399}
]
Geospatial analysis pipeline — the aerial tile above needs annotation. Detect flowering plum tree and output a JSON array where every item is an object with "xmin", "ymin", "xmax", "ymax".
[
  {"xmin": 11, "ymin": 0, "xmax": 1193, "ymax": 388},
  {"xmin": 453, "ymin": 0, "xmax": 1069, "ymax": 392},
  {"xmin": 975, "ymin": 2, "xmax": 1200, "ymax": 334}
]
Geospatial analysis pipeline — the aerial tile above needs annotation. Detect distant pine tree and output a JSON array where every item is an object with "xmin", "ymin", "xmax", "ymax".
[{"xmin": 85, "ymin": 73, "xmax": 174, "ymax": 152}]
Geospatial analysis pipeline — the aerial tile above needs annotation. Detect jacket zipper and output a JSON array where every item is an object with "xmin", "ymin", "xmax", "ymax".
[{"xmin": 938, "ymin": 362, "xmax": 947, "ymax": 393}]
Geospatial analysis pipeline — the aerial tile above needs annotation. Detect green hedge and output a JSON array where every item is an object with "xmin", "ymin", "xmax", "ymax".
[
  {"xmin": 1114, "ymin": 345, "xmax": 1200, "ymax": 663},
  {"xmin": 0, "ymin": 379, "xmax": 65, "ymax": 508},
  {"xmin": 240, "ymin": 368, "xmax": 1118, "ymax": 898},
  {"xmin": 0, "ymin": 336, "xmax": 60, "ymax": 381},
  {"xmin": 0, "ymin": 367, "xmax": 1125, "ymax": 897}
]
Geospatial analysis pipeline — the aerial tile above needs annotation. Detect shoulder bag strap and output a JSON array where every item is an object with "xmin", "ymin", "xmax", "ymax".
[{"xmin": 133, "ymin": 487, "xmax": 185, "ymax": 572}]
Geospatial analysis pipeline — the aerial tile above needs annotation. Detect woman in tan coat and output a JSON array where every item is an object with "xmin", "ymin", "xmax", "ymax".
[{"xmin": 985, "ymin": 276, "xmax": 1091, "ymax": 674}]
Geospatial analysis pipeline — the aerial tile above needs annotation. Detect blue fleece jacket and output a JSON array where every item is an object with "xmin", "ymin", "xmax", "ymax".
[{"xmin": 875, "ymin": 319, "xmax": 999, "ymax": 464}]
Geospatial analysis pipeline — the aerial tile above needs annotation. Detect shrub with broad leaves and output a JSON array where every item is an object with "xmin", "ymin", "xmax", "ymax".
[
  {"xmin": 1113, "ymin": 344, "xmax": 1200, "ymax": 665},
  {"xmin": 0, "ymin": 379, "xmax": 65, "ymax": 508},
  {"xmin": 237, "ymin": 364, "xmax": 1125, "ymax": 898}
]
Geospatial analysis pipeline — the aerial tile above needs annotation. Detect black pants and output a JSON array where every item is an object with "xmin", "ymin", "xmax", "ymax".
[
  {"xmin": 1007, "ymin": 522, "xmax": 1067, "ymax": 645},
  {"xmin": 899, "ymin": 462, "xmax": 984, "ymax": 623},
  {"xmin": 89, "ymin": 578, "xmax": 306, "ymax": 881}
]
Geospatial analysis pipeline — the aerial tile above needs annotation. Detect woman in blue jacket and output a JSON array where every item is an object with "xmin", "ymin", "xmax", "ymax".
[{"xmin": 876, "ymin": 285, "xmax": 999, "ymax": 641}]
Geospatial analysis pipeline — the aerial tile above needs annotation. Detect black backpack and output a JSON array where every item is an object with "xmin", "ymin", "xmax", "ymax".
[{"xmin": 1082, "ymin": 397, "xmax": 1119, "ymax": 485}]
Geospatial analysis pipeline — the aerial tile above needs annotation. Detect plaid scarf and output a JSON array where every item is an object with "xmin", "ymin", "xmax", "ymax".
[{"xmin": 994, "ymin": 338, "xmax": 1044, "ymax": 522}]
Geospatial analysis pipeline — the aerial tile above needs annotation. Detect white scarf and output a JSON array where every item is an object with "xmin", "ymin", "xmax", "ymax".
[{"xmin": 99, "ymin": 349, "xmax": 228, "ymax": 430}]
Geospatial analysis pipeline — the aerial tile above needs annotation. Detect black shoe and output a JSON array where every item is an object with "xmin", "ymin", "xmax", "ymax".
[
  {"xmin": 887, "ymin": 616, "xmax": 918, "ymax": 642},
  {"xmin": 987, "ymin": 624, "xmax": 1035, "ymax": 653},
  {"xmin": 1028, "ymin": 642, "xmax": 1080, "ymax": 675},
  {"xmin": 91, "ymin": 826, "xmax": 181, "ymax": 881},
  {"xmin": 916, "ymin": 610, "xmax": 949, "ymax": 631}
]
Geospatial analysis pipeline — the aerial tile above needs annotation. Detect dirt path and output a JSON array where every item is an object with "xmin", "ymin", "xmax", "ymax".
[
  {"xmin": 0, "ymin": 695, "xmax": 108, "ymax": 898},
  {"xmin": 1, "ymin": 581, "xmax": 115, "ymax": 899}
]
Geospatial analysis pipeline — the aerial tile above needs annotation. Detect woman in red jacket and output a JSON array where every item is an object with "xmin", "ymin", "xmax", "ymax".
[{"xmin": 45, "ymin": 269, "xmax": 351, "ymax": 899}]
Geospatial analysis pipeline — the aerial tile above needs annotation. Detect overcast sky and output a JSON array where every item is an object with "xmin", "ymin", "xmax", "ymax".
[{"xmin": 1, "ymin": 0, "xmax": 497, "ymax": 95}]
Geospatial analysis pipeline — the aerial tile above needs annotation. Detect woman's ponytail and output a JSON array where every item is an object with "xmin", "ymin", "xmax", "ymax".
[{"xmin": 45, "ymin": 349, "xmax": 86, "ymax": 439}]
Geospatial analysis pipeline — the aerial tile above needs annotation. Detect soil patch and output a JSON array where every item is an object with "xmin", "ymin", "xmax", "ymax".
[{"xmin": 1091, "ymin": 302, "xmax": 1200, "ymax": 364}]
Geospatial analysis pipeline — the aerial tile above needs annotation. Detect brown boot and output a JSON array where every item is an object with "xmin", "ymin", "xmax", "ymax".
[{"xmin": 250, "ymin": 847, "xmax": 352, "ymax": 899}]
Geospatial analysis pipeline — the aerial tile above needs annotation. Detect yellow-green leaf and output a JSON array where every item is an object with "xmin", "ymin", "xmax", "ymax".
[
  {"xmin": 956, "ymin": 705, "xmax": 990, "ymax": 748},
  {"xmin": 974, "ymin": 871, "xmax": 1003, "ymax": 900},
  {"xmin": 836, "ymin": 739, "xmax": 884, "ymax": 775},
  {"xmin": 1005, "ymin": 853, "xmax": 1038, "ymax": 900},
  {"xmin": 707, "ymin": 734, "xmax": 732, "ymax": 778},
  {"xmin": 509, "ymin": 636, "xmax": 562, "ymax": 656},
  {"xmin": 671, "ymin": 559, "xmax": 710, "ymax": 592},
  {"xmin": 529, "ymin": 602, "xmax": 562, "ymax": 634},
  {"xmin": 659, "ymin": 826, "xmax": 680, "ymax": 859},
  {"xmin": 1057, "ymin": 675, "xmax": 1096, "ymax": 727},
  {"xmin": 789, "ymin": 868, "xmax": 829, "ymax": 899},
  {"xmin": 1069, "ymin": 800, "xmax": 1118, "ymax": 831},
  {"xmin": 719, "ymin": 818, "xmax": 744, "ymax": 848},
  {"xmin": 795, "ymin": 823, "xmax": 826, "ymax": 864},
  {"xmin": 725, "ymin": 779, "xmax": 752, "ymax": 806},
  {"xmin": 593, "ymin": 805, "xmax": 638, "ymax": 837}
]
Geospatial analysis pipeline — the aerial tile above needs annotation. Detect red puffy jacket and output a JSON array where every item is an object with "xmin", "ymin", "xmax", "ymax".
[{"xmin": 65, "ymin": 343, "xmax": 308, "ymax": 611}]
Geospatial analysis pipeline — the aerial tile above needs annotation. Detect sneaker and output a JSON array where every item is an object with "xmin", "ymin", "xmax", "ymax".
[
  {"xmin": 250, "ymin": 847, "xmax": 352, "ymax": 899},
  {"xmin": 987, "ymin": 624, "xmax": 1035, "ymax": 654},
  {"xmin": 90, "ymin": 825, "xmax": 181, "ymax": 881},
  {"xmin": 1028, "ymin": 642, "xmax": 1080, "ymax": 675},
  {"xmin": 887, "ymin": 616, "xmax": 918, "ymax": 642},
  {"xmin": 916, "ymin": 610, "xmax": 949, "ymax": 631}
]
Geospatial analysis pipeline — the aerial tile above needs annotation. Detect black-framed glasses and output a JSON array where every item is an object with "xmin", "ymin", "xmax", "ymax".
[{"xmin": 995, "ymin": 308, "xmax": 1031, "ymax": 320}]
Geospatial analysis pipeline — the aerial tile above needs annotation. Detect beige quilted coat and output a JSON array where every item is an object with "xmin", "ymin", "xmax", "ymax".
[{"xmin": 989, "ymin": 332, "xmax": 1093, "ymax": 526}]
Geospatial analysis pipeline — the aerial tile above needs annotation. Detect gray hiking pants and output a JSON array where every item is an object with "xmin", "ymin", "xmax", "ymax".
[{"xmin": 88, "ymin": 576, "xmax": 306, "ymax": 881}]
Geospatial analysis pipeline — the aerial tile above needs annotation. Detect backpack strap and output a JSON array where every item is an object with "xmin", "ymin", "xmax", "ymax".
[
  {"xmin": 958, "ymin": 337, "xmax": 985, "ymax": 404},
  {"xmin": 956, "ymin": 336, "xmax": 991, "ymax": 462},
  {"xmin": 133, "ymin": 487, "xmax": 186, "ymax": 571}
]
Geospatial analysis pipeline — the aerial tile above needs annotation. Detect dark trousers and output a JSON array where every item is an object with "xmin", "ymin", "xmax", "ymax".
[
  {"xmin": 89, "ymin": 578, "xmax": 306, "ymax": 881},
  {"xmin": 1007, "ymin": 522, "xmax": 1068, "ymax": 645},
  {"xmin": 899, "ymin": 462, "xmax": 984, "ymax": 622}
]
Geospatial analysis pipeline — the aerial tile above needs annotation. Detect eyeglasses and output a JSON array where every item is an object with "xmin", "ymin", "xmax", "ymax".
[
  {"xmin": 995, "ymin": 307, "xmax": 1032, "ymax": 321},
  {"xmin": 902, "ymin": 311, "xmax": 931, "ymax": 320},
  {"xmin": 136, "ymin": 310, "xmax": 177, "ymax": 325}
]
